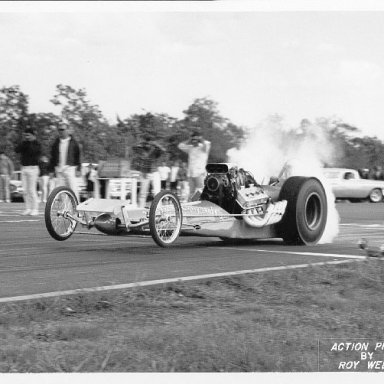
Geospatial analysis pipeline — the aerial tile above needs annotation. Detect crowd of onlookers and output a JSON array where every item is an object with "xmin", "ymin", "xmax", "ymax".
[
  {"xmin": 86, "ymin": 130, "xmax": 210, "ymax": 206},
  {"xmin": 358, "ymin": 166, "xmax": 384, "ymax": 180},
  {"xmin": 5, "ymin": 120, "xmax": 384, "ymax": 213},
  {"xmin": 84, "ymin": 160, "xmax": 191, "ymax": 203},
  {"xmin": 156, "ymin": 160, "xmax": 190, "ymax": 201},
  {"xmin": 0, "ymin": 124, "xmax": 82, "ymax": 214},
  {"xmin": 0, "ymin": 123, "xmax": 212, "ymax": 211}
]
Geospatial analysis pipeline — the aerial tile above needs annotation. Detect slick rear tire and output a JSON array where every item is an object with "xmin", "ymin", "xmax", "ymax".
[{"xmin": 277, "ymin": 177, "xmax": 327, "ymax": 245}]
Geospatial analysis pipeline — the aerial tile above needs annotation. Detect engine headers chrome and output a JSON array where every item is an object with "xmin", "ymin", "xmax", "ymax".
[
  {"xmin": 236, "ymin": 185, "xmax": 269, "ymax": 210},
  {"xmin": 243, "ymin": 200, "xmax": 287, "ymax": 228}
]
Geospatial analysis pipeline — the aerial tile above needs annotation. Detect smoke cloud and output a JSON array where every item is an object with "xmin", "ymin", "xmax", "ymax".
[{"xmin": 227, "ymin": 117, "xmax": 340, "ymax": 244}]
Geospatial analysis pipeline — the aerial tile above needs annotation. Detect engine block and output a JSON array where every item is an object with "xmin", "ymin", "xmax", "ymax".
[
  {"xmin": 236, "ymin": 185, "xmax": 269, "ymax": 211},
  {"xmin": 201, "ymin": 163, "xmax": 270, "ymax": 215}
]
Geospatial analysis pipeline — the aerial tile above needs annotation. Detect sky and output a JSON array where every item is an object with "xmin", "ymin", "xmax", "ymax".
[{"xmin": 1, "ymin": 2, "xmax": 384, "ymax": 138}]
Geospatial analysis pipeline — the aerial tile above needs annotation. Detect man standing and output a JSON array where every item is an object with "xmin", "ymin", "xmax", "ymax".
[
  {"xmin": 15, "ymin": 128, "xmax": 41, "ymax": 215},
  {"xmin": 48, "ymin": 122, "xmax": 81, "ymax": 200},
  {"xmin": 0, "ymin": 149, "xmax": 14, "ymax": 203},
  {"xmin": 38, "ymin": 155, "xmax": 50, "ymax": 203},
  {"xmin": 178, "ymin": 131, "xmax": 211, "ymax": 199},
  {"xmin": 132, "ymin": 135, "xmax": 165, "ymax": 208},
  {"xmin": 158, "ymin": 161, "xmax": 171, "ymax": 190},
  {"xmin": 169, "ymin": 159, "xmax": 180, "ymax": 194}
]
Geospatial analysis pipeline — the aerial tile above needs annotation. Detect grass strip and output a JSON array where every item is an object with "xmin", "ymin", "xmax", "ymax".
[{"xmin": 0, "ymin": 259, "xmax": 384, "ymax": 372}]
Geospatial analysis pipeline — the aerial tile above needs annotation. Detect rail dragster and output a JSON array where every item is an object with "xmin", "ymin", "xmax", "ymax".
[{"xmin": 44, "ymin": 163, "xmax": 328, "ymax": 247}]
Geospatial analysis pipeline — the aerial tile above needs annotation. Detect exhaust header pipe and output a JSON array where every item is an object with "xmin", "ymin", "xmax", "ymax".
[{"xmin": 94, "ymin": 213, "xmax": 126, "ymax": 235}]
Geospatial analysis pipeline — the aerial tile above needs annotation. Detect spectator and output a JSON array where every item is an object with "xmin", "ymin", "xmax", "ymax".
[
  {"xmin": 158, "ymin": 161, "xmax": 171, "ymax": 190},
  {"xmin": 178, "ymin": 130, "xmax": 211, "ymax": 199},
  {"xmin": 38, "ymin": 155, "xmax": 50, "ymax": 203},
  {"xmin": 132, "ymin": 135, "xmax": 165, "ymax": 208},
  {"xmin": 96, "ymin": 160, "xmax": 107, "ymax": 198},
  {"xmin": 169, "ymin": 159, "xmax": 180, "ymax": 194},
  {"xmin": 358, "ymin": 168, "xmax": 369, "ymax": 179},
  {"xmin": 86, "ymin": 164, "xmax": 97, "ymax": 198},
  {"xmin": 177, "ymin": 161, "xmax": 189, "ymax": 202},
  {"xmin": 15, "ymin": 128, "xmax": 41, "ymax": 215},
  {"xmin": 375, "ymin": 165, "xmax": 383, "ymax": 180},
  {"xmin": 0, "ymin": 149, "xmax": 14, "ymax": 203},
  {"xmin": 48, "ymin": 122, "xmax": 81, "ymax": 201},
  {"xmin": 368, "ymin": 168, "xmax": 376, "ymax": 180}
]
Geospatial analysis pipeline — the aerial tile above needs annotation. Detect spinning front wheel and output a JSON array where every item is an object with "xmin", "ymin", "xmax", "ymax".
[
  {"xmin": 45, "ymin": 186, "xmax": 79, "ymax": 241},
  {"xmin": 149, "ymin": 191, "xmax": 183, "ymax": 247}
]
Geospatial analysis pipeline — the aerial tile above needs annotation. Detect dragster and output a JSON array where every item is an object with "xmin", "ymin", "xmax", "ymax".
[{"xmin": 45, "ymin": 163, "xmax": 328, "ymax": 247}]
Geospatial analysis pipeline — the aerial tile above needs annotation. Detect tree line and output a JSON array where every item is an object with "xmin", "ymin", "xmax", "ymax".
[{"xmin": 1, "ymin": 84, "xmax": 383, "ymax": 171}]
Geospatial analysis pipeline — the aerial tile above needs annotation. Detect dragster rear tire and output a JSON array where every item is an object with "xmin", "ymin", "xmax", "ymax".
[
  {"xmin": 45, "ymin": 186, "xmax": 79, "ymax": 241},
  {"xmin": 149, "ymin": 191, "xmax": 183, "ymax": 247},
  {"xmin": 277, "ymin": 177, "xmax": 327, "ymax": 245}
]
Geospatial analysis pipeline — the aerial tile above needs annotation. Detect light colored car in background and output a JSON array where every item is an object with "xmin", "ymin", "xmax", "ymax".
[
  {"xmin": 322, "ymin": 168, "xmax": 384, "ymax": 202},
  {"xmin": 10, "ymin": 171, "xmax": 23, "ymax": 201}
]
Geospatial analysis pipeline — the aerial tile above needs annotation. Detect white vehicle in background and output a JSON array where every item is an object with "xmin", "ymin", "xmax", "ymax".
[
  {"xmin": 10, "ymin": 171, "xmax": 23, "ymax": 201},
  {"xmin": 10, "ymin": 171, "xmax": 41, "ymax": 202},
  {"xmin": 322, "ymin": 168, "xmax": 384, "ymax": 203}
]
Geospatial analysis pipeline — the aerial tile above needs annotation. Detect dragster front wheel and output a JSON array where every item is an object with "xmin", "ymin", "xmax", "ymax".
[
  {"xmin": 45, "ymin": 186, "xmax": 79, "ymax": 241},
  {"xmin": 149, "ymin": 191, "xmax": 183, "ymax": 247}
]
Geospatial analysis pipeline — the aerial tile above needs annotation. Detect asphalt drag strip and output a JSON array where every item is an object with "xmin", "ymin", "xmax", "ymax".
[
  {"xmin": 0, "ymin": 202, "xmax": 383, "ymax": 303},
  {"xmin": 0, "ymin": 256, "xmax": 361, "ymax": 304}
]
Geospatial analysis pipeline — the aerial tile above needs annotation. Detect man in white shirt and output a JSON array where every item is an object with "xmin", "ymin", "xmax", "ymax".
[
  {"xmin": 178, "ymin": 131, "xmax": 211, "ymax": 199},
  {"xmin": 169, "ymin": 159, "xmax": 180, "ymax": 193},
  {"xmin": 158, "ymin": 161, "xmax": 171, "ymax": 190}
]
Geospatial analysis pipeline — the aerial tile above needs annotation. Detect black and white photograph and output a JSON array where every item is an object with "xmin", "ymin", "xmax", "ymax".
[{"xmin": 1, "ymin": 0, "xmax": 384, "ymax": 379}]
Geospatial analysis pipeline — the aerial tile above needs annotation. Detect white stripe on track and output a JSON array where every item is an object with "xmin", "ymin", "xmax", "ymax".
[
  {"xmin": 0, "ymin": 219, "xmax": 40, "ymax": 223},
  {"xmin": 213, "ymin": 247, "xmax": 367, "ymax": 259},
  {"xmin": 0, "ymin": 259, "xmax": 360, "ymax": 303},
  {"xmin": 339, "ymin": 223, "xmax": 384, "ymax": 228}
]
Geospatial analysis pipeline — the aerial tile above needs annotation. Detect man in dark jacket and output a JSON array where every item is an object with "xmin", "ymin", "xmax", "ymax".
[{"xmin": 49, "ymin": 122, "xmax": 81, "ymax": 200}]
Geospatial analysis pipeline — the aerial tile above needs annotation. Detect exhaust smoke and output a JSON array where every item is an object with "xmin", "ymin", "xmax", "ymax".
[{"xmin": 227, "ymin": 117, "xmax": 340, "ymax": 243}]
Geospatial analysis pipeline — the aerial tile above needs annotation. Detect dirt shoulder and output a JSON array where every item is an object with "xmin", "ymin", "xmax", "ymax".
[{"xmin": 1, "ymin": 259, "xmax": 383, "ymax": 372}]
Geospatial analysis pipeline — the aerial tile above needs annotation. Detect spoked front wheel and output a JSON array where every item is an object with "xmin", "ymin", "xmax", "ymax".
[
  {"xmin": 149, "ymin": 191, "xmax": 183, "ymax": 247},
  {"xmin": 45, "ymin": 186, "xmax": 79, "ymax": 241}
]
